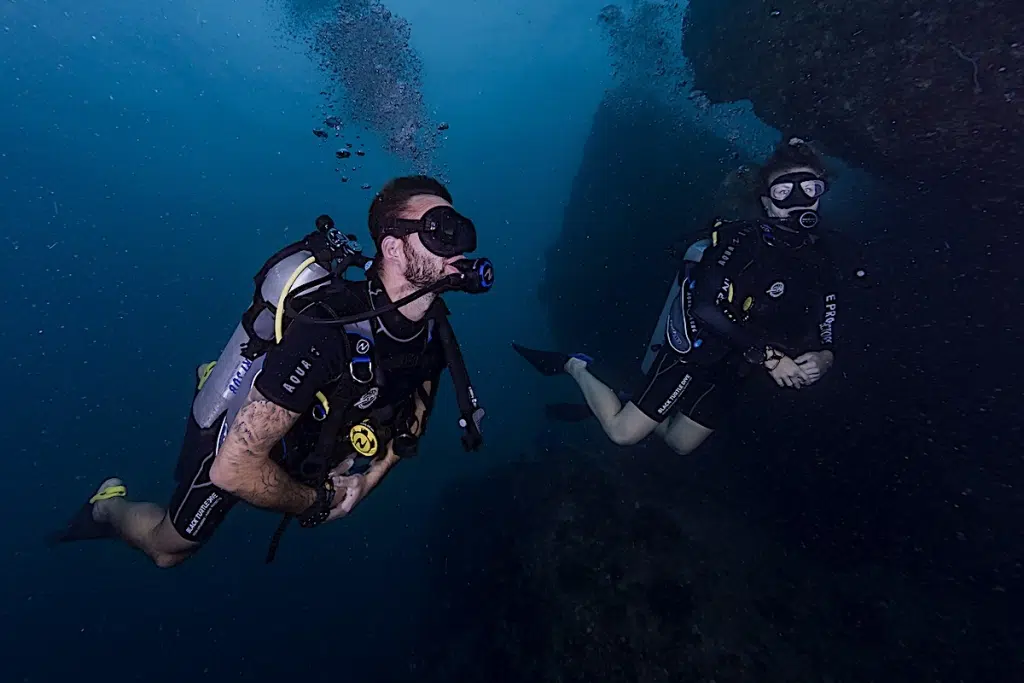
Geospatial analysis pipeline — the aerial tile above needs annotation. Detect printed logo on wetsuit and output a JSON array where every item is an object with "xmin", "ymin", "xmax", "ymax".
[
  {"xmin": 717, "ymin": 244, "xmax": 736, "ymax": 267},
  {"xmin": 350, "ymin": 421, "xmax": 379, "ymax": 457},
  {"xmin": 715, "ymin": 278, "xmax": 732, "ymax": 306},
  {"xmin": 282, "ymin": 358, "xmax": 313, "ymax": 395},
  {"xmin": 682, "ymin": 281, "xmax": 700, "ymax": 339},
  {"xmin": 355, "ymin": 338, "xmax": 371, "ymax": 355},
  {"xmin": 820, "ymin": 293, "xmax": 837, "ymax": 344},
  {"xmin": 657, "ymin": 374, "xmax": 692, "ymax": 416},
  {"xmin": 185, "ymin": 491, "xmax": 221, "ymax": 536},
  {"xmin": 355, "ymin": 387, "xmax": 379, "ymax": 410},
  {"xmin": 767, "ymin": 281, "xmax": 786, "ymax": 298}
]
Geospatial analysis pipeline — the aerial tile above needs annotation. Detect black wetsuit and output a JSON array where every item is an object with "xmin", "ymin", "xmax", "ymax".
[
  {"xmin": 631, "ymin": 219, "xmax": 839, "ymax": 428},
  {"xmin": 169, "ymin": 277, "xmax": 446, "ymax": 545}
]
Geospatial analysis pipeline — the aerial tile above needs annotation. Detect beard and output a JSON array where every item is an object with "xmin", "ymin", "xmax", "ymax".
[{"xmin": 402, "ymin": 239, "xmax": 446, "ymax": 288}]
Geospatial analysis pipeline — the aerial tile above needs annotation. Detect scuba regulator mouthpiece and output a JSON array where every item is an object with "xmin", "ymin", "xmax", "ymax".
[
  {"xmin": 791, "ymin": 210, "xmax": 819, "ymax": 230},
  {"xmin": 445, "ymin": 257, "xmax": 494, "ymax": 295}
]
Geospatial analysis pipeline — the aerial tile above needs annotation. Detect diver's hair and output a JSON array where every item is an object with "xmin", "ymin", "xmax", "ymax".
[
  {"xmin": 758, "ymin": 136, "xmax": 829, "ymax": 189},
  {"xmin": 368, "ymin": 175, "xmax": 453, "ymax": 247}
]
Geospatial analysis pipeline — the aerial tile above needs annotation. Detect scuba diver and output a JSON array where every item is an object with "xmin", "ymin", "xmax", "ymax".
[
  {"xmin": 51, "ymin": 175, "xmax": 494, "ymax": 566},
  {"xmin": 514, "ymin": 137, "xmax": 839, "ymax": 455}
]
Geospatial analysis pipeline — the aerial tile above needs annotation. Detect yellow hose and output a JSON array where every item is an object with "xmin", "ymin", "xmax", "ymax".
[{"xmin": 276, "ymin": 256, "xmax": 330, "ymax": 416}]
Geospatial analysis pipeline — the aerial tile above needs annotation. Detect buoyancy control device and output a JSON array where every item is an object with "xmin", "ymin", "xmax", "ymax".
[{"xmin": 190, "ymin": 214, "xmax": 492, "ymax": 460}]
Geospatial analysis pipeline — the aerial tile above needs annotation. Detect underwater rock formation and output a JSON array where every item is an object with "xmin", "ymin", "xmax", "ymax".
[
  {"xmin": 682, "ymin": 0, "xmax": 1024, "ymax": 221},
  {"xmin": 404, "ymin": 449, "xmax": 1012, "ymax": 682}
]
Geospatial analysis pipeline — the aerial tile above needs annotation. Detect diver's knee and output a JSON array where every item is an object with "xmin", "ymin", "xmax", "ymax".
[
  {"xmin": 665, "ymin": 439, "xmax": 697, "ymax": 456},
  {"xmin": 148, "ymin": 517, "xmax": 199, "ymax": 567},
  {"xmin": 149, "ymin": 552, "xmax": 184, "ymax": 569},
  {"xmin": 151, "ymin": 551, "xmax": 189, "ymax": 569},
  {"xmin": 663, "ymin": 429, "xmax": 711, "ymax": 456},
  {"xmin": 607, "ymin": 425, "xmax": 644, "ymax": 447}
]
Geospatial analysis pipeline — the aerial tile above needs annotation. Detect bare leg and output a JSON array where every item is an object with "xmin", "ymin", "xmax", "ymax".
[
  {"xmin": 92, "ymin": 478, "xmax": 198, "ymax": 568},
  {"xmin": 656, "ymin": 413, "xmax": 714, "ymax": 455},
  {"xmin": 568, "ymin": 364, "xmax": 659, "ymax": 445}
]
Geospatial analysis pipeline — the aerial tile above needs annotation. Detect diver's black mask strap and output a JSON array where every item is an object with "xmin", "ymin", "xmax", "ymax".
[
  {"xmin": 430, "ymin": 302, "xmax": 484, "ymax": 452},
  {"xmin": 377, "ymin": 206, "xmax": 478, "ymax": 257},
  {"xmin": 286, "ymin": 257, "xmax": 494, "ymax": 327}
]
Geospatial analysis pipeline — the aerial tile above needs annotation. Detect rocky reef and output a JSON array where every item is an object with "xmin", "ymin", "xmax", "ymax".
[
  {"xmin": 402, "ymin": 444, "xmax": 1016, "ymax": 682},
  {"xmin": 682, "ymin": 0, "xmax": 1024, "ymax": 222}
]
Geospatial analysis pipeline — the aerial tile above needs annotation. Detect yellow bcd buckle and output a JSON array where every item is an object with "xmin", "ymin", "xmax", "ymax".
[{"xmin": 349, "ymin": 421, "xmax": 379, "ymax": 457}]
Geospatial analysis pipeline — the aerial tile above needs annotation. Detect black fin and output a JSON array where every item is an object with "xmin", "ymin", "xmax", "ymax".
[
  {"xmin": 48, "ymin": 479, "xmax": 120, "ymax": 545},
  {"xmin": 511, "ymin": 343, "xmax": 569, "ymax": 377}
]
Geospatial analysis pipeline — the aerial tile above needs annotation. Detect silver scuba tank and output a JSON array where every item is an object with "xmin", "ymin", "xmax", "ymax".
[
  {"xmin": 641, "ymin": 238, "xmax": 711, "ymax": 374},
  {"xmin": 191, "ymin": 250, "xmax": 332, "ymax": 430}
]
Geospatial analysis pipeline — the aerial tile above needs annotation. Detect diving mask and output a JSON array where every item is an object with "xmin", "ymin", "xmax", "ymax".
[
  {"xmin": 377, "ymin": 206, "xmax": 477, "ymax": 257},
  {"xmin": 767, "ymin": 171, "xmax": 828, "ymax": 210}
]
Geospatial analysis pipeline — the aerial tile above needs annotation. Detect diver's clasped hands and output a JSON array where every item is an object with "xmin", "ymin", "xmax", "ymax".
[
  {"xmin": 794, "ymin": 350, "xmax": 834, "ymax": 387},
  {"xmin": 764, "ymin": 347, "xmax": 833, "ymax": 389},
  {"xmin": 764, "ymin": 349, "xmax": 809, "ymax": 388}
]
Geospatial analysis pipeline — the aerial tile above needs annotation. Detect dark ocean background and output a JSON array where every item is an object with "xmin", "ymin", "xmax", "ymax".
[{"xmin": 2, "ymin": 1, "xmax": 1022, "ymax": 681}]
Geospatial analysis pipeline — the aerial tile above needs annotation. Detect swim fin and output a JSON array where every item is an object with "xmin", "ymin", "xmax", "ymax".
[
  {"xmin": 48, "ymin": 478, "xmax": 126, "ymax": 545},
  {"xmin": 511, "ymin": 343, "xmax": 592, "ymax": 377},
  {"xmin": 544, "ymin": 403, "xmax": 594, "ymax": 422}
]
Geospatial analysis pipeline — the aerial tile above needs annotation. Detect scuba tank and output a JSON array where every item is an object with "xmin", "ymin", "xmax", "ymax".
[
  {"xmin": 191, "ymin": 216, "xmax": 363, "ymax": 431},
  {"xmin": 642, "ymin": 233, "xmax": 712, "ymax": 374}
]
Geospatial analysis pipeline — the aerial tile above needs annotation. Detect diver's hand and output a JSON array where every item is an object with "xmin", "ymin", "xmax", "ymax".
[
  {"xmin": 327, "ymin": 471, "xmax": 369, "ymax": 520},
  {"xmin": 323, "ymin": 456, "xmax": 365, "ymax": 520},
  {"xmin": 766, "ymin": 355, "xmax": 811, "ymax": 389},
  {"xmin": 793, "ymin": 350, "xmax": 834, "ymax": 386}
]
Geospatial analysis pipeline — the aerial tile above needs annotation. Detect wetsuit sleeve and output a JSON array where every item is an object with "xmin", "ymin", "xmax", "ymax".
[
  {"xmin": 690, "ymin": 227, "xmax": 772, "ymax": 352},
  {"xmin": 255, "ymin": 318, "xmax": 345, "ymax": 414}
]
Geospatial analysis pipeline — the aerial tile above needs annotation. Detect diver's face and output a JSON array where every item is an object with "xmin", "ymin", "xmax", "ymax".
[
  {"xmin": 400, "ymin": 233, "xmax": 462, "ymax": 287},
  {"xmin": 761, "ymin": 165, "xmax": 827, "ymax": 218},
  {"xmin": 394, "ymin": 195, "xmax": 462, "ymax": 288}
]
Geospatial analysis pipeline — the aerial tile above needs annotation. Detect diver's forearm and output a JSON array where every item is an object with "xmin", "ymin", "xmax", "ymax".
[
  {"xmin": 570, "ymin": 368, "xmax": 625, "ymax": 429},
  {"xmin": 210, "ymin": 386, "xmax": 314, "ymax": 514},
  {"xmin": 228, "ymin": 457, "xmax": 317, "ymax": 515},
  {"xmin": 363, "ymin": 448, "xmax": 400, "ymax": 491}
]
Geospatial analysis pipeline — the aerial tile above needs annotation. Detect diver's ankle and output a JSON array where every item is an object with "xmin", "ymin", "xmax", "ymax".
[{"xmin": 92, "ymin": 497, "xmax": 117, "ymax": 523}]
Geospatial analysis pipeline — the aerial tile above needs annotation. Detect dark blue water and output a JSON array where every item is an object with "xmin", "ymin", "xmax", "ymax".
[{"xmin": 4, "ymin": 1, "xmax": 1020, "ymax": 682}]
